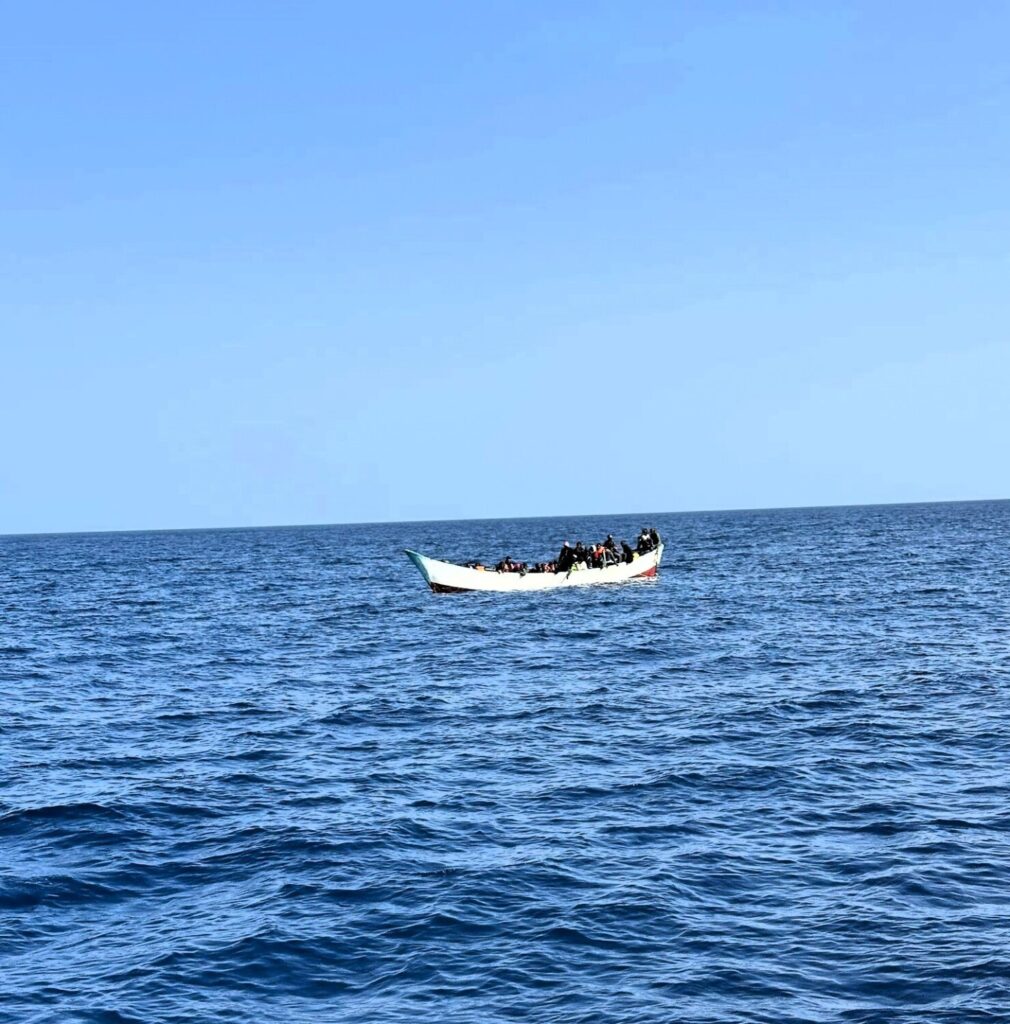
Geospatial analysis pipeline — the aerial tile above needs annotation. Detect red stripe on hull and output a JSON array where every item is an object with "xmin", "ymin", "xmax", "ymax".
[{"xmin": 634, "ymin": 565, "xmax": 657, "ymax": 578}]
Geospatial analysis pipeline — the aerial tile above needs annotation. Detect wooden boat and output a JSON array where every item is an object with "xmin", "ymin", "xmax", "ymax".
[{"xmin": 405, "ymin": 544, "xmax": 664, "ymax": 593}]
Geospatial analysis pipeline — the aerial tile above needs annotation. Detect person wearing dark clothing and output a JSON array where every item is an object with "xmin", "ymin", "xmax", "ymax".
[
  {"xmin": 621, "ymin": 541, "xmax": 634, "ymax": 563},
  {"xmin": 604, "ymin": 534, "xmax": 617, "ymax": 554},
  {"xmin": 556, "ymin": 542, "xmax": 574, "ymax": 573},
  {"xmin": 649, "ymin": 527, "xmax": 661, "ymax": 548}
]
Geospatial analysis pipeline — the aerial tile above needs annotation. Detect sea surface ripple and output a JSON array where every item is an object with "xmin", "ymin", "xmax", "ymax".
[{"xmin": 2, "ymin": 502, "xmax": 1010, "ymax": 1023}]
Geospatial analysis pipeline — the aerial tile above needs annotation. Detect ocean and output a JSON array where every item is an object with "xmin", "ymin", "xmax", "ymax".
[{"xmin": 2, "ymin": 501, "xmax": 1009, "ymax": 1023}]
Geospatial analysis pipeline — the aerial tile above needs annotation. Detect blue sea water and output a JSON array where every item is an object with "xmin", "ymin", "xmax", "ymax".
[{"xmin": 2, "ymin": 501, "xmax": 1010, "ymax": 1024}]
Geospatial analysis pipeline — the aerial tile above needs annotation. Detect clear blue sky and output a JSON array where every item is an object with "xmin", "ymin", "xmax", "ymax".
[{"xmin": 3, "ymin": 2, "xmax": 1008, "ymax": 533}]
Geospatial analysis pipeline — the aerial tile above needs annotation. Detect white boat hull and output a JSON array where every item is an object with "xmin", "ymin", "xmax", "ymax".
[{"xmin": 405, "ymin": 545, "xmax": 664, "ymax": 593}]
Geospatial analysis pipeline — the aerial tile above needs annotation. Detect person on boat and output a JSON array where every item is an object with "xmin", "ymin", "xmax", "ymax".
[
  {"xmin": 649, "ymin": 527, "xmax": 661, "ymax": 549},
  {"xmin": 556, "ymin": 542, "xmax": 574, "ymax": 573},
  {"xmin": 621, "ymin": 540, "xmax": 635, "ymax": 563},
  {"xmin": 574, "ymin": 541, "xmax": 587, "ymax": 567},
  {"xmin": 604, "ymin": 534, "xmax": 617, "ymax": 556}
]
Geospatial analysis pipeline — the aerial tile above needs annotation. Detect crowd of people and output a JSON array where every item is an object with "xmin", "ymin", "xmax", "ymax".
[{"xmin": 466, "ymin": 527, "xmax": 661, "ymax": 576}]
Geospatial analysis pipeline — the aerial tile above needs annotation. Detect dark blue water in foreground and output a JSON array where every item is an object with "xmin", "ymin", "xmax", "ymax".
[{"xmin": 3, "ymin": 502, "xmax": 1010, "ymax": 1023}]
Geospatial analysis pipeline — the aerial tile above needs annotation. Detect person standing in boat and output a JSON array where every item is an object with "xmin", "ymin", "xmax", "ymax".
[
  {"xmin": 649, "ymin": 527, "xmax": 661, "ymax": 549},
  {"xmin": 621, "ymin": 540, "xmax": 635, "ymax": 563},
  {"xmin": 556, "ymin": 541, "xmax": 574, "ymax": 573}
]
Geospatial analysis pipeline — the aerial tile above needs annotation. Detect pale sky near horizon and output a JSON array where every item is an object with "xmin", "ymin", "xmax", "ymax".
[{"xmin": 3, "ymin": 2, "xmax": 1009, "ymax": 534}]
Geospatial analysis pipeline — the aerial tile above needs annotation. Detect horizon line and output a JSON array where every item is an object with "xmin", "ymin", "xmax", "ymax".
[{"xmin": 2, "ymin": 495, "xmax": 1006, "ymax": 541}]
